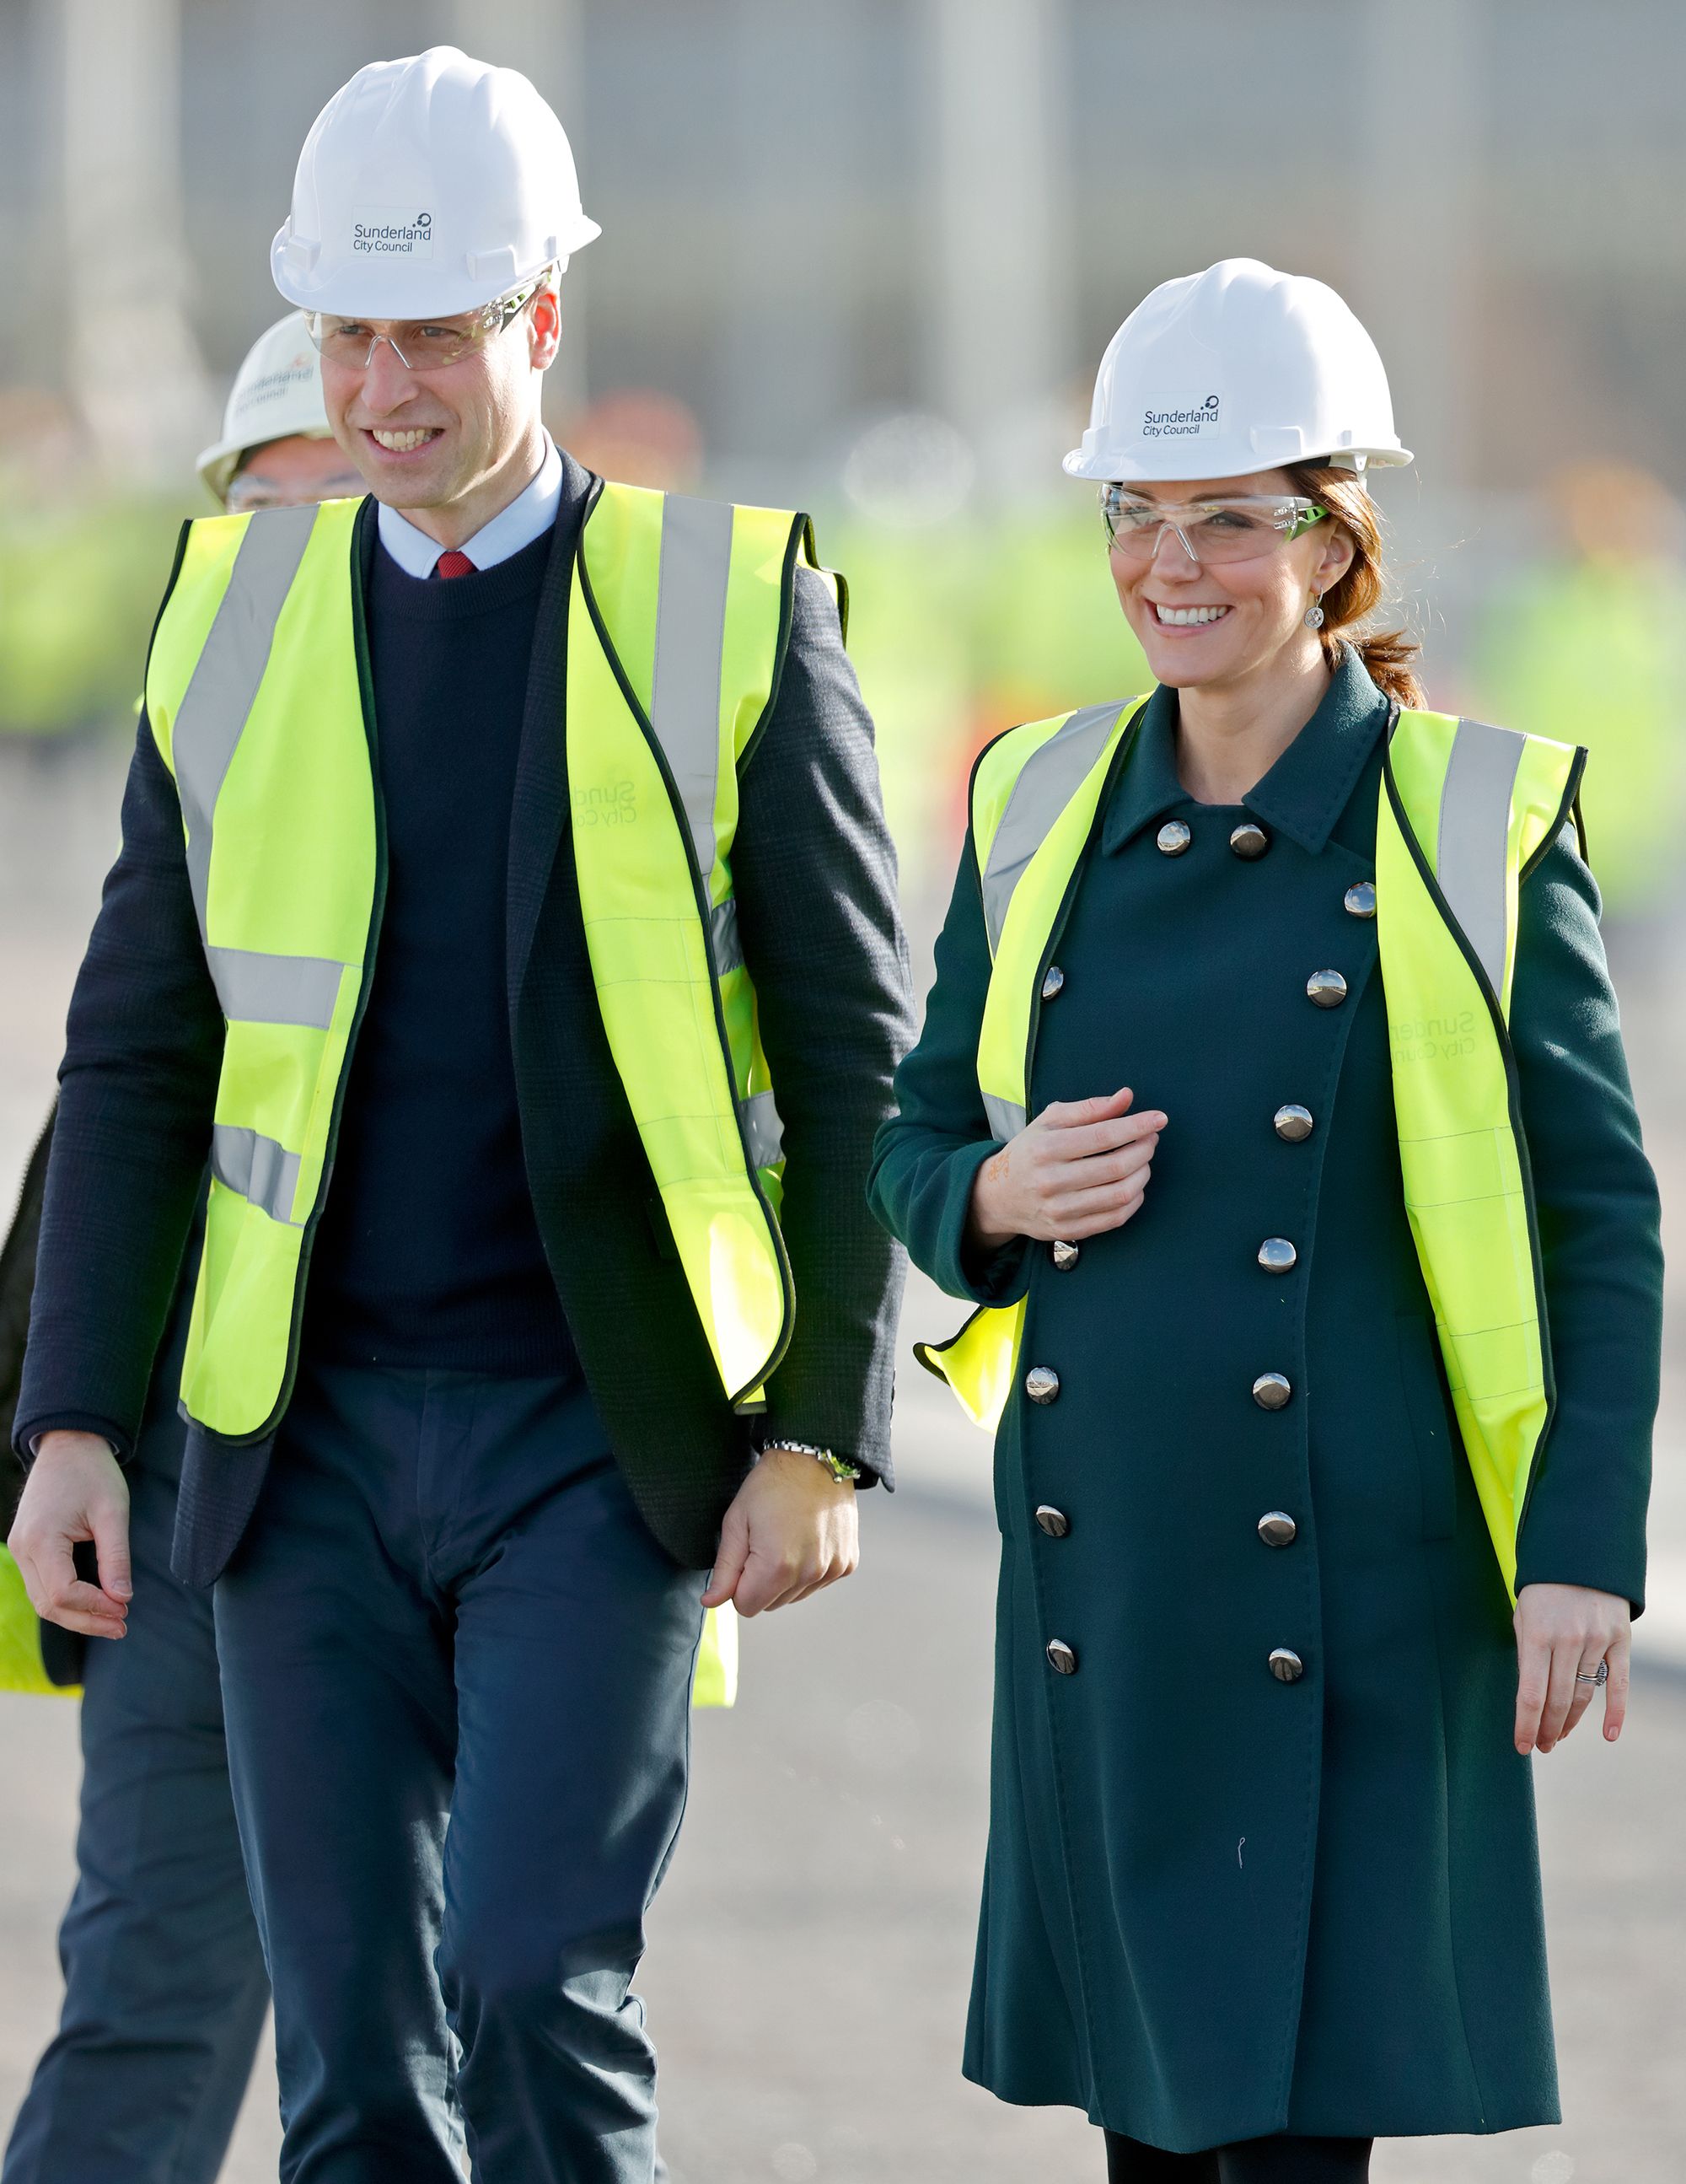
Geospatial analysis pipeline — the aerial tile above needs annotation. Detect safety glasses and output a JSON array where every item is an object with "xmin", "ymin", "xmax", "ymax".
[
  {"xmin": 303, "ymin": 272, "xmax": 551, "ymax": 374},
  {"xmin": 224, "ymin": 465, "xmax": 367, "ymax": 514},
  {"xmin": 1102, "ymin": 487, "xmax": 1329, "ymax": 566}
]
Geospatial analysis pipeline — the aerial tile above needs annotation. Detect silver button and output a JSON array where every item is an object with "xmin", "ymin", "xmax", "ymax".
[
  {"xmin": 1229, "ymin": 821, "xmax": 1270, "ymax": 860},
  {"xmin": 1025, "ymin": 1365, "xmax": 1060, "ymax": 1405},
  {"xmin": 1252, "ymin": 1371, "xmax": 1291, "ymax": 1411},
  {"xmin": 1051, "ymin": 1240, "xmax": 1080, "ymax": 1272},
  {"xmin": 1046, "ymin": 1639, "xmax": 1078, "ymax": 1675},
  {"xmin": 1040, "ymin": 964, "xmax": 1066, "ymax": 1002},
  {"xmin": 1258, "ymin": 1511, "xmax": 1298, "ymax": 1547},
  {"xmin": 1273, "ymin": 1103, "xmax": 1313, "ymax": 1143},
  {"xmin": 1157, "ymin": 820, "xmax": 1192, "ymax": 857},
  {"xmin": 1035, "ymin": 1505, "xmax": 1071, "ymax": 1539},
  {"xmin": 1268, "ymin": 1648, "xmax": 1305, "ymax": 1683},
  {"xmin": 1257, "ymin": 1237, "xmax": 1298, "ymax": 1274},
  {"xmin": 1345, "ymin": 880, "xmax": 1376, "ymax": 919},
  {"xmin": 1307, "ymin": 968, "xmax": 1348, "ymax": 1009}
]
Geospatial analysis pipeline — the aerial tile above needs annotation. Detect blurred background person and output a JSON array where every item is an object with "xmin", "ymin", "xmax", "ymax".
[
  {"xmin": 1469, "ymin": 460, "xmax": 1686, "ymax": 924},
  {"xmin": 0, "ymin": 315, "xmax": 347, "ymax": 2184}
]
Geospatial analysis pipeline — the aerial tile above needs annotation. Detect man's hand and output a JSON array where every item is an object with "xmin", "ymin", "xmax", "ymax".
[
  {"xmin": 702, "ymin": 1447, "xmax": 859, "ymax": 1617},
  {"xmin": 1513, "ymin": 1581, "xmax": 1630, "ymax": 1753},
  {"xmin": 8, "ymin": 1431, "xmax": 132, "ymax": 1639}
]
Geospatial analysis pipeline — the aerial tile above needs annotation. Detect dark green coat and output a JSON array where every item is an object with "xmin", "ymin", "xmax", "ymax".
[{"xmin": 868, "ymin": 651, "xmax": 1661, "ymax": 2151}]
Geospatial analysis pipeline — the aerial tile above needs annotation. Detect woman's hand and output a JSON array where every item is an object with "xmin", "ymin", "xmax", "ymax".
[
  {"xmin": 967, "ymin": 1087, "xmax": 1166, "ymax": 1253},
  {"xmin": 1513, "ymin": 1582, "xmax": 1630, "ymax": 1753}
]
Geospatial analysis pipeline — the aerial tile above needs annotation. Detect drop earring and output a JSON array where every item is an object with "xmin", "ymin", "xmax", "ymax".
[{"xmin": 1304, "ymin": 591, "xmax": 1325, "ymax": 631}]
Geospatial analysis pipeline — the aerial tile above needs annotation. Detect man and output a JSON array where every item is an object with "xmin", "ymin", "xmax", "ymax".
[
  {"xmin": 8, "ymin": 46, "xmax": 910, "ymax": 2184},
  {"xmin": 0, "ymin": 317, "xmax": 352, "ymax": 2184}
]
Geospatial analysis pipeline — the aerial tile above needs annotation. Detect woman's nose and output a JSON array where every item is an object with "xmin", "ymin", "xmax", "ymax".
[{"xmin": 1148, "ymin": 521, "xmax": 1202, "ymax": 578}]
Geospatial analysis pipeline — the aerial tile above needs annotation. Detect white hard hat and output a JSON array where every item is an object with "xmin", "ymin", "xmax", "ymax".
[
  {"xmin": 1064, "ymin": 258, "xmax": 1412, "ymax": 484},
  {"xmin": 196, "ymin": 313, "xmax": 331, "ymax": 503},
  {"xmin": 271, "ymin": 45, "xmax": 599, "ymax": 319}
]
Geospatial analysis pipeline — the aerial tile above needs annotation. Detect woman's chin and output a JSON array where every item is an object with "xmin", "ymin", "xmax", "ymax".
[{"xmin": 1141, "ymin": 638, "xmax": 1245, "ymax": 690}]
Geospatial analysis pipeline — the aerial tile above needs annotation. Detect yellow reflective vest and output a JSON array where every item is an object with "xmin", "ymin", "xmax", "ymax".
[
  {"xmin": 917, "ymin": 697, "xmax": 1585, "ymax": 1602},
  {"xmin": 0, "ymin": 1547, "xmax": 77, "ymax": 1695},
  {"xmin": 25, "ymin": 481, "xmax": 840, "ymax": 1710}
]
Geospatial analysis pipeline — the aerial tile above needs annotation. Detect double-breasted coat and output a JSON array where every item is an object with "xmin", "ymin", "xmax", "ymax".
[{"xmin": 868, "ymin": 650, "xmax": 1662, "ymax": 2152}]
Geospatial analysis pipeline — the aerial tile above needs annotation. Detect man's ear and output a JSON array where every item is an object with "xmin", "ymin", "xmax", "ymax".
[{"xmin": 529, "ymin": 285, "xmax": 563, "ymax": 373}]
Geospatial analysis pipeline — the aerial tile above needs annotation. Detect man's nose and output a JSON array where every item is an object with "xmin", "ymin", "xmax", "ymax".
[{"xmin": 357, "ymin": 336, "xmax": 417, "ymax": 416}]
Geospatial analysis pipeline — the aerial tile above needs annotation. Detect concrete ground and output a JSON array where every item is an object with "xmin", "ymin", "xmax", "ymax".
[{"xmin": 2, "ymin": 734, "xmax": 1683, "ymax": 2181}]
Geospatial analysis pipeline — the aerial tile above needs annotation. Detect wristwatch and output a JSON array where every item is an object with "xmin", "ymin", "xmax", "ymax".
[{"xmin": 760, "ymin": 1437, "xmax": 862, "ymax": 1485}]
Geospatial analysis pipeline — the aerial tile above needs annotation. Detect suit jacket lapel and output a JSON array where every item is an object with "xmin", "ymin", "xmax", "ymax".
[{"xmin": 507, "ymin": 454, "xmax": 598, "ymax": 1016}]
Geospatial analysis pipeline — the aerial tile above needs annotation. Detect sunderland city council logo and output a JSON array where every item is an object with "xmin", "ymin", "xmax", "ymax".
[
  {"xmin": 351, "ymin": 208, "xmax": 435, "ymax": 260},
  {"xmin": 1140, "ymin": 393, "xmax": 1222, "ymax": 441}
]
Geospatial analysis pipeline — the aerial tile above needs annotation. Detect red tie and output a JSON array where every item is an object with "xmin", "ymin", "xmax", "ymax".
[{"xmin": 433, "ymin": 550, "xmax": 476, "ymax": 579}]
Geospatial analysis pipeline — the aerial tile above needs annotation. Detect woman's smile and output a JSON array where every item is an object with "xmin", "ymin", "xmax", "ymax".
[{"xmin": 1148, "ymin": 602, "xmax": 1232, "ymax": 627}]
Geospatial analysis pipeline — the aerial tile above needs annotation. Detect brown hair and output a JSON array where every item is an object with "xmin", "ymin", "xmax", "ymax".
[{"xmin": 1285, "ymin": 461, "xmax": 1424, "ymax": 708}]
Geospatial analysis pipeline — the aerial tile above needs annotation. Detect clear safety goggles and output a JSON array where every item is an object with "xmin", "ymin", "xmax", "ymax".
[
  {"xmin": 1102, "ymin": 487, "xmax": 1329, "ymax": 566},
  {"xmin": 303, "ymin": 272, "xmax": 552, "ymax": 374},
  {"xmin": 223, "ymin": 462, "xmax": 367, "ymax": 514}
]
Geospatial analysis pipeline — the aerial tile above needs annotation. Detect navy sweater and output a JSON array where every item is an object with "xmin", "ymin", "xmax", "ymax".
[{"xmin": 303, "ymin": 527, "xmax": 579, "ymax": 1376}]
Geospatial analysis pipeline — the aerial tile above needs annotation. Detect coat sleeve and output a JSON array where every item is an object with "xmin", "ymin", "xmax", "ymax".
[
  {"xmin": 1510, "ymin": 823, "xmax": 1661, "ymax": 1611},
  {"xmin": 730, "ymin": 565, "xmax": 916, "ymax": 1483},
  {"xmin": 867, "ymin": 810, "xmax": 1034, "ymax": 1310},
  {"xmin": 11, "ymin": 713, "xmax": 223, "ymax": 1463}
]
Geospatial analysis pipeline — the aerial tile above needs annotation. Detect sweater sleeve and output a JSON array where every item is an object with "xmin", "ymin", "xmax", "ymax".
[
  {"xmin": 1510, "ymin": 824, "xmax": 1661, "ymax": 1611},
  {"xmin": 867, "ymin": 815, "xmax": 1034, "ymax": 1310},
  {"xmin": 730, "ymin": 564, "xmax": 916, "ymax": 1483},
  {"xmin": 12, "ymin": 713, "xmax": 224, "ymax": 1462}
]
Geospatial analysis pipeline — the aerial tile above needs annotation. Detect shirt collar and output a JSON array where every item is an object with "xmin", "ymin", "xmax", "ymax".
[
  {"xmin": 375, "ymin": 433, "xmax": 564, "ymax": 579},
  {"xmin": 1100, "ymin": 646, "xmax": 1392, "ymax": 858}
]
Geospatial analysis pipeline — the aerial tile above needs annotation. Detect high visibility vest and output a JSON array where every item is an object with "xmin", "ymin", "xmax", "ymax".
[
  {"xmin": 916, "ymin": 698, "xmax": 1585, "ymax": 1602},
  {"xmin": 0, "ymin": 1547, "xmax": 78, "ymax": 1696},
  {"xmin": 132, "ymin": 481, "xmax": 840, "ymax": 1709}
]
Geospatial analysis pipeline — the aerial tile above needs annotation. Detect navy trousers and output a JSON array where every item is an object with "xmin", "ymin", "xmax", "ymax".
[
  {"xmin": 3, "ymin": 1301, "xmax": 271, "ymax": 2184},
  {"xmin": 213, "ymin": 1358, "xmax": 706, "ymax": 2184}
]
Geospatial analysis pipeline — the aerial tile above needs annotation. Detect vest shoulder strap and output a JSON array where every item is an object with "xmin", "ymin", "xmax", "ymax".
[
  {"xmin": 146, "ymin": 501, "xmax": 362, "ymax": 776},
  {"xmin": 577, "ymin": 481, "xmax": 827, "ymax": 893},
  {"xmin": 969, "ymin": 700, "xmax": 1145, "ymax": 957},
  {"xmin": 1387, "ymin": 708, "xmax": 1586, "ymax": 1010}
]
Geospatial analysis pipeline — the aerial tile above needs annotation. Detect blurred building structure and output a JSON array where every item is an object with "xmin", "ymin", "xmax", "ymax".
[
  {"xmin": 0, "ymin": 0, "xmax": 1680, "ymax": 502},
  {"xmin": 1, "ymin": 0, "xmax": 1683, "ymax": 901}
]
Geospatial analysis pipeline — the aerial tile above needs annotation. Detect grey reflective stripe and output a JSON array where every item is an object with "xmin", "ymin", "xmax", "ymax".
[
  {"xmin": 207, "ymin": 947, "xmax": 343, "ymax": 1030},
  {"xmin": 172, "ymin": 504, "xmax": 319, "ymax": 937},
  {"xmin": 984, "ymin": 1092, "xmax": 1026, "ymax": 1143},
  {"xmin": 650, "ymin": 494, "xmax": 734, "ymax": 880},
  {"xmin": 1436, "ymin": 718, "xmax": 1525, "ymax": 998},
  {"xmin": 980, "ymin": 703, "xmax": 1127, "ymax": 955},
  {"xmin": 741, "ymin": 1089, "xmax": 785, "ymax": 1170},
  {"xmin": 169, "ymin": 505, "xmax": 351, "ymax": 1034},
  {"xmin": 709, "ymin": 896, "xmax": 744, "ymax": 976},
  {"xmin": 212, "ymin": 1123, "xmax": 303, "ymax": 1228}
]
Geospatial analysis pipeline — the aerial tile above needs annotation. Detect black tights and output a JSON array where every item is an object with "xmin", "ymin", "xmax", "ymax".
[{"xmin": 1104, "ymin": 2129, "xmax": 1372, "ymax": 2182}]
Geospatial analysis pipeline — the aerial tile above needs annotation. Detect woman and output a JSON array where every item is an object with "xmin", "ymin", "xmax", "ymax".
[{"xmin": 868, "ymin": 259, "xmax": 1661, "ymax": 2182}]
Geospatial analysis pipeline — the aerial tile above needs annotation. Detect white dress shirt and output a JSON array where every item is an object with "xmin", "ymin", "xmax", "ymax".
[{"xmin": 375, "ymin": 434, "xmax": 564, "ymax": 578}]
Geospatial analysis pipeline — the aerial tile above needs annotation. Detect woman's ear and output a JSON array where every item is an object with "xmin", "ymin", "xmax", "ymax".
[{"xmin": 1316, "ymin": 523, "xmax": 1358, "ymax": 591}]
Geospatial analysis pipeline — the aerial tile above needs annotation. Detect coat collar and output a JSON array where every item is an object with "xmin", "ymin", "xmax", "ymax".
[{"xmin": 1100, "ymin": 645, "xmax": 1392, "ymax": 858}]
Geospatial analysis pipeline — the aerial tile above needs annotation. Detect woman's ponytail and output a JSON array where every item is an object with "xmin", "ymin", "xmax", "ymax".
[{"xmin": 1286, "ymin": 461, "xmax": 1425, "ymax": 710}]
